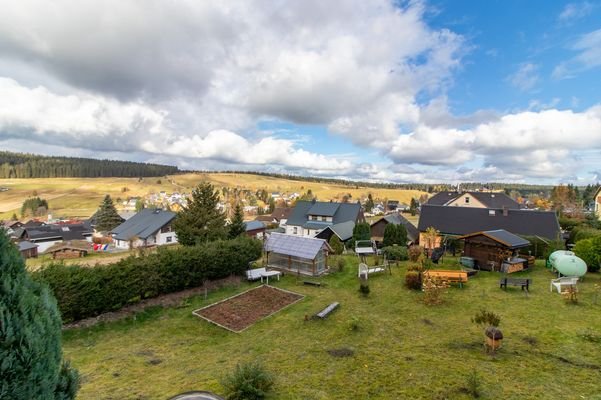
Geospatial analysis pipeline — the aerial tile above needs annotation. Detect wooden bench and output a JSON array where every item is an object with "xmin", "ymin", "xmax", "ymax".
[
  {"xmin": 424, "ymin": 270, "xmax": 468, "ymax": 287},
  {"xmin": 314, "ymin": 302, "xmax": 339, "ymax": 319},
  {"xmin": 499, "ymin": 277, "xmax": 531, "ymax": 291}
]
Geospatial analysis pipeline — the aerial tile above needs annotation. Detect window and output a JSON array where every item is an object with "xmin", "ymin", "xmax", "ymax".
[
  {"xmin": 489, "ymin": 210, "xmax": 495, "ymax": 216},
  {"xmin": 293, "ymin": 227, "xmax": 298, "ymax": 234},
  {"xmin": 321, "ymin": 216, "xmax": 326, "ymax": 221},
  {"xmin": 166, "ymin": 236, "xmax": 172, "ymax": 243},
  {"xmin": 465, "ymin": 197, "xmax": 470, "ymax": 204},
  {"xmin": 311, "ymin": 215, "xmax": 317, "ymax": 221}
]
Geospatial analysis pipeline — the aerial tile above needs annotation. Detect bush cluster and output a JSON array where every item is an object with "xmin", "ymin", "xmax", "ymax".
[
  {"xmin": 221, "ymin": 361, "xmax": 274, "ymax": 400},
  {"xmin": 33, "ymin": 237, "xmax": 262, "ymax": 323},
  {"xmin": 404, "ymin": 271, "xmax": 422, "ymax": 290},
  {"xmin": 382, "ymin": 246, "xmax": 409, "ymax": 261},
  {"xmin": 408, "ymin": 245, "xmax": 424, "ymax": 262},
  {"xmin": 573, "ymin": 236, "xmax": 601, "ymax": 272}
]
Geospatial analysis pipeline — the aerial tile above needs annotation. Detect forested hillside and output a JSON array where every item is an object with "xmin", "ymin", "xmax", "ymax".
[{"xmin": 0, "ymin": 152, "xmax": 179, "ymax": 178}]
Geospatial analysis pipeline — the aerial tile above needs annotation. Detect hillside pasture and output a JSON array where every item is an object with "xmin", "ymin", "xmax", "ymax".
[{"xmin": 0, "ymin": 173, "xmax": 427, "ymax": 219}]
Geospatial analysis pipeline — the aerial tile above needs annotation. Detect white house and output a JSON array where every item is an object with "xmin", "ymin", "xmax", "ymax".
[{"xmin": 111, "ymin": 208, "xmax": 177, "ymax": 249}]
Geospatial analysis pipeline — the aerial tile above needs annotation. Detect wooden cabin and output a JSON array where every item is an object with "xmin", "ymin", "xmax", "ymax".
[
  {"xmin": 458, "ymin": 230, "xmax": 530, "ymax": 272},
  {"xmin": 46, "ymin": 241, "xmax": 90, "ymax": 259}
]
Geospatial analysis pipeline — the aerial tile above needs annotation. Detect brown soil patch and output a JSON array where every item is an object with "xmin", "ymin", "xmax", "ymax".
[{"xmin": 193, "ymin": 285, "xmax": 303, "ymax": 332}]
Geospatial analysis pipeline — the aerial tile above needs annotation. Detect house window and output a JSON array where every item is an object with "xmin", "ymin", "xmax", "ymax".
[
  {"xmin": 311, "ymin": 215, "xmax": 317, "ymax": 221},
  {"xmin": 465, "ymin": 197, "xmax": 470, "ymax": 204},
  {"xmin": 166, "ymin": 236, "xmax": 172, "ymax": 243},
  {"xmin": 489, "ymin": 210, "xmax": 495, "ymax": 216},
  {"xmin": 321, "ymin": 216, "xmax": 326, "ymax": 221},
  {"xmin": 293, "ymin": 227, "xmax": 298, "ymax": 234},
  {"xmin": 161, "ymin": 224, "xmax": 172, "ymax": 233}
]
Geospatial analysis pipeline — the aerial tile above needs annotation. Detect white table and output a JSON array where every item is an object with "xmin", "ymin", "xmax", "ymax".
[{"xmin": 260, "ymin": 270, "xmax": 282, "ymax": 284}]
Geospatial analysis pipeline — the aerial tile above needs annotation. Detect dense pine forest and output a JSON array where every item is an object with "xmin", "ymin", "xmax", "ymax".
[{"xmin": 0, "ymin": 152, "xmax": 179, "ymax": 178}]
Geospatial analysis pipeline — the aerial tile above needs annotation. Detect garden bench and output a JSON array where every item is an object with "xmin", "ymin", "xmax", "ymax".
[
  {"xmin": 246, "ymin": 267, "xmax": 267, "ymax": 281},
  {"xmin": 550, "ymin": 277, "xmax": 579, "ymax": 293},
  {"xmin": 423, "ymin": 270, "xmax": 468, "ymax": 288},
  {"xmin": 499, "ymin": 277, "xmax": 531, "ymax": 291},
  {"xmin": 357, "ymin": 262, "xmax": 390, "ymax": 279},
  {"xmin": 315, "ymin": 302, "xmax": 339, "ymax": 319}
]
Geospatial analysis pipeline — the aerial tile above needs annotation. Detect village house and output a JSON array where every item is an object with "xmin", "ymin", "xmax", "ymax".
[
  {"xmin": 111, "ymin": 208, "xmax": 177, "ymax": 249},
  {"xmin": 14, "ymin": 223, "xmax": 93, "ymax": 253},
  {"xmin": 17, "ymin": 241, "xmax": 38, "ymax": 259},
  {"xmin": 370, "ymin": 213, "xmax": 419, "ymax": 245},
  {"xmin": 595, "ymin": 186, "xmax": 601, "ymax": 220},
  {"xmin": 285, "ymin": 200, "xmax": 365, "ymax": 238},
  {"xmin": 244, "ymin": 220, "xmax": 266, "ymax": 238},
  {"xmin": 417, "ymin": 204, "xmax": 561, "ymax": 249},
  {"xmin": 426, "ymin": 190, "xmax": 520, "ymax": 209}
]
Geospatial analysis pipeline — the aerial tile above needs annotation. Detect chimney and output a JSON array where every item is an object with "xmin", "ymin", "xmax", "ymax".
[{"xmin": 502, "ymin": 206, "xmax": 508, "ymax": 217}]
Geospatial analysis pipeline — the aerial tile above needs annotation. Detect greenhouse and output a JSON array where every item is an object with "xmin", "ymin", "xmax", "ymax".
[{"xmin": 264, "ymin": 233, "xmax": 331, "ymax": 276}]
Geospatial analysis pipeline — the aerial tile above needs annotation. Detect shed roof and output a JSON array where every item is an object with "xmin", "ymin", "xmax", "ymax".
[
  {"xmin": 418, "ymin": 205, "xmax": 560, "ymax": 240},
  {"xmin": 17, "ymin": 241, "xmax": 38, "ymax": 251},
  {"xmin": 458, "ymin": 229, "xmax": 530, "ymax": 248},
  {"xmin": 111, "ymin": 208, "xmax": 176, "ymax": 241},
  {"xmin": 264, "ymin": 233, "xmax": 331, "ymax": 260},
  {"xmin": 316, "ymin": 221, "xmax": 355, "ymax": 241},
  {"xmin": 379, "ymin": 213, "xmax": 419, "ymax": 241},
  {"xmin": 244, "ymin": 220, "xmax": 265, "ymax": 231}
]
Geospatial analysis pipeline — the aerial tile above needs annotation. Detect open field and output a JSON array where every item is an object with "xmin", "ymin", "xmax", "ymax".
[
  {"xmin": 0, "ymin": 173, "xmax": 427, "ymax": 219},
  {"xmin": 63, "ymin": 257, "xmax": 601, "ymax": 399}
]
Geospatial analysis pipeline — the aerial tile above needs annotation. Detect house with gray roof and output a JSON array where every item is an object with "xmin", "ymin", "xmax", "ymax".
[
  {"xmin": 16, "ymin": 223, "xmax": 93, "ymax": 253},
  {"xmin": 111, "ymin": 208, "xmax": 177, "ymax": 249},
  {"xmin": 426, "ymin": 191, "xmax": 520, "ymax": 209},
  {"xmin": 418, "ymin": 204, "xmax": 561, "ymax": 242},
  {"xmin": 285, "ymin": 200, "xmax": 365, "ymax": 238},
  {"xmin": 244, "ymin": 220, "xmax": 266, "ymax": 238},
  {"xmin": 370, "ymin": 213, "xmax": 419, "ymax": 245}
]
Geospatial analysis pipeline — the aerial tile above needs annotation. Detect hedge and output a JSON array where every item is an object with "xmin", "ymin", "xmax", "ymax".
[
  {"xmin": 32, "ymin": 237, "xmax": 262, "ymax": 323},
  {"xmin": 382, "ymin": 246, "xmax": 409, "ymax": 261},
  {"xmin": 573, "ymin": 236, "xmax": 601, "ymax": 272}
]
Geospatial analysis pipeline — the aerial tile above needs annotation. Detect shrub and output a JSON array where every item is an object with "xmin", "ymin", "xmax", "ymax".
[
  {"xmin": 328, "ymin": 235, "xmax": 344, "ymax": 255},
  {"xmin": 572, "ymin": 227, "xmax": 601, "ymax": 243},
  {"xmin": 33, "ymin": 237, "xmax": 262, "ymax": 322},
  {"xmin": 422, "ymin": 276, "xmax": 449, "ymax": 306},
  {"xmin": 408, "ymin": 245, "xmax": 424, "ymax": 262},
  {"xmin": 221, "ymin": 361, "xmax": 274, "ymax": 400},
  {"xmin": 382, "ymin": 246, "xmax": 409, "ymax": 262},
  {"xmin": 471, "ymin": 310, "xmax": 501, "ymax": 327},
  {"xmin": 465, "ymin": 369, "xmax": 482, "ymax": 398},
  {"xmin": 336, "ymin": 257, "xmax": 346, "ymax": 272},
  {"xmin": 405, "ymin": 271, "xmax": 422, "ymax": 290},
  {"xmin": 573, "ymin": 236, "xmax": 601, "ymax": 272}
]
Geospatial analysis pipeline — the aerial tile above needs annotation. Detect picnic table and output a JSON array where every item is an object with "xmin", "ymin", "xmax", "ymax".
[{"xmin": 499, "ymin": 277, "xmax": 531, "ymax": 291}]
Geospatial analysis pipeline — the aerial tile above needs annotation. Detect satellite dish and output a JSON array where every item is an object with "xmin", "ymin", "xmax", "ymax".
[{"xmin": 167, "ymin": 391, "xmax": 225, "ymax": 400}]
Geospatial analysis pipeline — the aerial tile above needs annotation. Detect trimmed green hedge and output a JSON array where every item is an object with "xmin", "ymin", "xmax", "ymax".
[{"xmin": 32, "ymin": 237, "xmax": 262, "ymax": 323}]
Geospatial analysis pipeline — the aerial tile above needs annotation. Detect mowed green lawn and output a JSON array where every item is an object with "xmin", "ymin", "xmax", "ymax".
[{"xmin": 62, "ymin": 257, "xmax": 601, "ymax": 399}]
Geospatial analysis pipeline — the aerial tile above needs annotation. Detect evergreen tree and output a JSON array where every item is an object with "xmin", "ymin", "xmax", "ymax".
[
  {"xmin": 268, "ymin": 197, "xmax": 276, "ymax": 213},
  {"xmin": 11, "ymin": 213, "xmax": 18, "ymax": 221},
  {"xmin": 228, "ymin": 203, "xmax": 246, "ymax": 239},
  {"xmin": 350, "ymin": 222, "xmax": 371, "ymax": 249},
  {"xmin": 173, "ymin": 182, "xmax": 227, "ymax": 245},
  {"xmin": 383, "ymin": 224, "xmax": 408, "ymax": 247},
  {"xmin": 95, "ymin": 195, "xmax": 123, "ymax": 232},
  {"xmin": 0, "ymin": 231, "xmax": 79, "ymax": 399},
  {"xmin": 365, "ymin": 193, "xmax": 374, "ymax": 212}
]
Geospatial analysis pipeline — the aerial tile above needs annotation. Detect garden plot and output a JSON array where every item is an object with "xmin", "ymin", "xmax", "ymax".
[{"xmin": 193, "ymin": 285, "xmax": 304, "ymax": 333}]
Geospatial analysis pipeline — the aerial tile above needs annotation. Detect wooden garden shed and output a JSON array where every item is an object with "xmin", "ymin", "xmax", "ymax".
[
  {"xmin": 264, "ymin": 233, "xmax": 331, "ymax": 276},
  {"xmin": 46, "ymin": 241, "xmax": 90, "ymax": 259},
  {"xmin": 458, "ymin": 229, "xmax": 531, "ymax": 272}
]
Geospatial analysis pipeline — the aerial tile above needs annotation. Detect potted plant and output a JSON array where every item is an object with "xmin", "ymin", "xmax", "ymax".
[{"xmin": 472, "ymin": 310, "xmax": 503, "ymax": 352}]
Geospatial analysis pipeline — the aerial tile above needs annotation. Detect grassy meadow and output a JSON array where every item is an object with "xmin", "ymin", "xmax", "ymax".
[
  {"xmin": 0, "ymin": 173, "xmax": 427, "ymax": 220},
  {"xmin": 63, "ymin": 256, "xmax": 601, "ymax": 399}
]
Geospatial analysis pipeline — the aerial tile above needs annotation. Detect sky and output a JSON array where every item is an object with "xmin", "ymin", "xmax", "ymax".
[{"xmin": 0, "ymin": 0, "xmax": 600, "ymax": 184}]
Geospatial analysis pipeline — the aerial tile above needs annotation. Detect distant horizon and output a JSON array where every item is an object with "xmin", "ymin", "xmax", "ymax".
[{"xmin": 1, "ymin": 1, "xmax": 601, "ymax": 184}]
